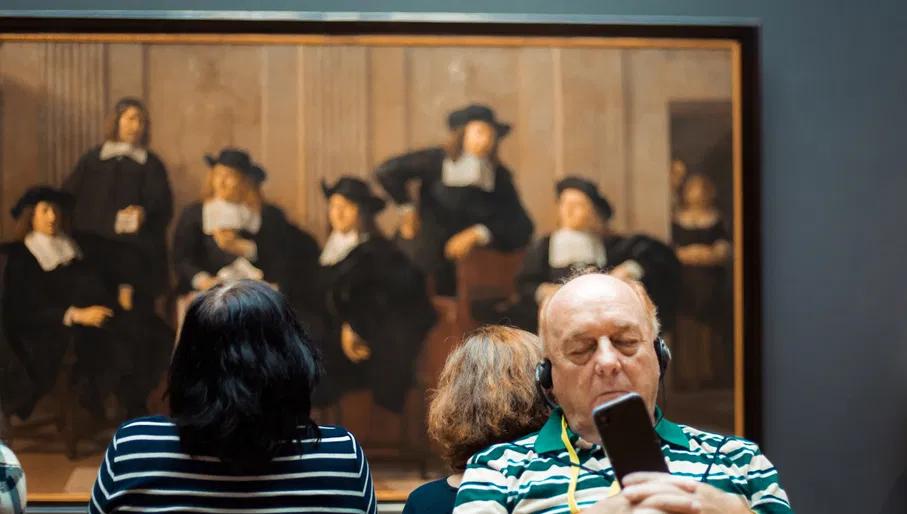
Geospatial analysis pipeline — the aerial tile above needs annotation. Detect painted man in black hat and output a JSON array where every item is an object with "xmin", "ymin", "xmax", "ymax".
[
  {"xmin": 1, "ymin": 186, "xmax": 172, "ymax": 423},
  {"xmin": 375, "ymin": 103, "xmax": 534, "ymax": 296},
  {"xmin": 473, "ymin": 176, "xmax": 680, "ymax": 334},
  {"xmin": 172, "ymin": 148, "xmax": 321, "ymax": 330},
  {"xmin": 62, "ymin": 97, "xmax": 173, "ymax": 308},
  {"xmin": 314, "ymin": 176, "xmax": 437, "ymax": 413},
  {"xmin": 173, "ymin": 148, "xmax": 318, "ymax": 292}
]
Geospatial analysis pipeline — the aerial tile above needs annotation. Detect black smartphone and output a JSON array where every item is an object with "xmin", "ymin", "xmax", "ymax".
[{"xmin": 592, "ymin": 392, "xmax": 669, "ymax": 485}]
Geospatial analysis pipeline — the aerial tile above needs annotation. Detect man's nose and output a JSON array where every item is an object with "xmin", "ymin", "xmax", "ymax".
[{"xmin": 592, "ymin": 338, "xmax": 621, "ymax": 375}]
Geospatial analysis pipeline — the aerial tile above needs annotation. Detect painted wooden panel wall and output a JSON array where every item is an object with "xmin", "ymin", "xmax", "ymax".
[{"xmin": 0, "ymin": 41, "xmax": 732, "ymax": 243}]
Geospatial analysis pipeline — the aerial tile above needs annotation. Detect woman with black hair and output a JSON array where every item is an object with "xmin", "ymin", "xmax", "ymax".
[
  {"xmin": 90, "ymin": 280, "xmax": 376, "ymax": 514},
  {"xmin": 315, "ymin": 177, "xmax": 437, "ymax": 413}
]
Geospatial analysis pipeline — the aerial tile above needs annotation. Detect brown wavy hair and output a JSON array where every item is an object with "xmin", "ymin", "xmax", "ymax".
[
  {"xmin": 103, "ymin": 97, "xmax": 150, "ymax": 147},
  {"xmin": 428, "ymin": 325, "xmax": 550, "ymax": 471},
  {"xmin": 201, "ymin": 167, "xmax": 263, "ymax": 210},
  {"xmin": 443, "ymin": 125, "xmax": 500, "ymax": 163}
]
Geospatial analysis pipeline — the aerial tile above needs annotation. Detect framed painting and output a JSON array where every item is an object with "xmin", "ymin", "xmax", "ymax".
[{"xmin": 0, "ymin": 12, "xmax": 760, "ymax": 511}]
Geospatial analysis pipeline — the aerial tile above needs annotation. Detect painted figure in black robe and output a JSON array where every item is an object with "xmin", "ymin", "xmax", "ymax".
[
  {"xmin": 671, "ymin": 174, "xmax": 732, "ymax": 390},
  {"xmin": 172, "ymin": 149, "xmax": 322, "ymax": 335},
  {"xmin": 1, "ymin": 187, "xmax": 172, "ymax": 422},
  {"xmin": 375, "ymin": 104, "xmax": 533, "ymax": 296},
  {"xmin": 62, "ymin": 98, "xmax": 173, "ymax": 303},
  {"xmin": 473, "ymin": 177, "xmax": 681, "ymax": 335},
  {"xmin": 313, "ymin": 177, "xmax": 437, "ymax": 413}
]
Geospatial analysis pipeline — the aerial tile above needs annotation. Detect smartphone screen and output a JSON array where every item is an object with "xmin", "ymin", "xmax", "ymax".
[{"xmin": 593, "ymin": 392, "xmax": 669, "ymax": 485}]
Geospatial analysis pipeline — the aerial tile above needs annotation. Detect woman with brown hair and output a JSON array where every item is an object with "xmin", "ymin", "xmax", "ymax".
[
  {"xmin": 375, "ymin": 104, "xmax": 534, "ymax": 296},
  {"xmin": 63, "ymin": 97, "xmax": 173, "ymax": 303},
  {"xmin": 403, "ymin": 325, "xmax": 549, "ymax": 514}
]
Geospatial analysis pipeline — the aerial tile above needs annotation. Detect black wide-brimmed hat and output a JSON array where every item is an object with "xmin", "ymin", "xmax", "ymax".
[
  {"xmin": 447, "ymin": 103, "xmax": 511, "ymax": 138},
  {"xmin": 321, "ymin": 177, "xmax": 386, "ymax": 214},
  {"xmin": 556, "ymin": 176, "xmax": 613, "ymax": 221},
  {"xmin": 10, "ymin": 186, "xmax": 74, "ymax": 220},
  {"xmin": 204, "ymin": 148, "xmax": 267, "ymax": 184}
]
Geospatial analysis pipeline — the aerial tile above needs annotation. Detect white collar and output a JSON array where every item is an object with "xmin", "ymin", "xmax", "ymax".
[
  {"xmin": 548, "ymin": 228, "xmax": 607, "ymax": 269},
  {"xmin": 202, "ymin": 199, "xmax": 262, "ymax": 235},
  {"xmin": 319, "ymin": 230, "xmax": 365, "ymax": 266},
  {"xmin": 24, "ymin": 232, "xmax": 82, "ymax": 272},
  {"xmin": 99, "ymin": 141, "xmax": 148, "ymax": 164},
  {"xmin": 441, "ymin": 154, "xmax": 495, "ymax": 192}
]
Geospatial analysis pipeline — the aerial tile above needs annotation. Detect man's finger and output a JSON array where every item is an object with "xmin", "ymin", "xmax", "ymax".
[
  {"xmin": 623, "ymin": 473, "xmax": 698, "ymax": 492},
  {"xmin": 623, "ymin": 483, "xmax": 692, "ymax": 502},
  {"xmin": 634, "ymin": 493, "xmax": 701, "ymax": 514}
]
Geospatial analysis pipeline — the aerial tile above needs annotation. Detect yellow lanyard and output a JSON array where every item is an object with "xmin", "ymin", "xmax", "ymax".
[
  {"xmin": 560, "ymin": 415, "xmax": 582, "ymax": 514},
  {"xmin": 560, "ymin": 415, "xmax": 620, "ymax": 513}
]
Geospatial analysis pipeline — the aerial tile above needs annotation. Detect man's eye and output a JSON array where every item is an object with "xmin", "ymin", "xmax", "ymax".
[{"xmin": 569, "ymin": 344, "xmax": 594, "ymax": 356}]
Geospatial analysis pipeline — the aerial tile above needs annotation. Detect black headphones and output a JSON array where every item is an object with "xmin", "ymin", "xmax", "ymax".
[{"xmin": 535, "ymin": 337, "xmax": 671, "ymax": 408}]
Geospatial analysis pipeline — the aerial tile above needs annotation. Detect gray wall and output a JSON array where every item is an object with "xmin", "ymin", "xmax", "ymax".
[{"xmin": 3, "ymin": 1, "xmax": 907, "ymax": 512}]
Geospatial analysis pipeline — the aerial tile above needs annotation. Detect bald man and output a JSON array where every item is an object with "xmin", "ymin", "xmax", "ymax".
[{"xmin": 453, "ymin": 273, "xmax": 792, "ymax": 514}]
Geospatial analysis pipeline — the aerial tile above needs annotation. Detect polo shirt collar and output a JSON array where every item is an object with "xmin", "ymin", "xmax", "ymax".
[
  {"xmin": 533, "ymin": 406, "xmax": 690, "ymax": 455},
  {"xmin": 654, "ymin": 407, "xmax": 691, "ymax": 450}
]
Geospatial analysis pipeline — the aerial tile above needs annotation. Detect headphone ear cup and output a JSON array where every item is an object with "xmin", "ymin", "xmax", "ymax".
[
  {"xmin": 535, "ymin": 359, "xmax": 558, "ymax": 409},
  {"xmin": 654, "ymin": 338, "xmax": 671, "ymax": 378},
  {"xmin": 535, "ymin": 359, "xmax": 553, "ymax": 390}
]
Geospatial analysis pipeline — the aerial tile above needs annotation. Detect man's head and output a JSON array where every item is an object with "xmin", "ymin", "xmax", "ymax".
[
  {"xmin": 105, "ymin": 97, "xmax": 149, "ymax": 147},
  {"xmin": 540, "ymin": 273, "xmax": 661, "ymax": 442}
]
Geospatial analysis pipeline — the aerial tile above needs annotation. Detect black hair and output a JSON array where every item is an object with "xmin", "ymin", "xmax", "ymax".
[{"xmin": 167, "ymin": 279, "xmax": 323, "ymax": 468}]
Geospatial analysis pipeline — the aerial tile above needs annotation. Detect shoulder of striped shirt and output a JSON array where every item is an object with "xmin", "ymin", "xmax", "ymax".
[
  {"xmin": 466, "ymin": 433, "xmax": 540, "ymax": 468},
  {"xmin": 677, "ymin": 424, "xmax": 764, "ymax": 457},
  {"xmin": 113, "ymin": 419, "xmax": 357, "ymax": 449},
  {"xmin": 0, "ymin": 444, "xmax": 21, "ymax": 467},
  {"xmin": 465, "ymin": 424, "xmax": 767, "ymax": 471},
  {"xmin": 117, "ymin": 418, "xmax": 349, "ymax": 434}
]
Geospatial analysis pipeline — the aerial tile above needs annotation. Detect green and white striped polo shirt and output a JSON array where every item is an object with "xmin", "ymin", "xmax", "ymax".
[{"xmin": 453, "ymin": 408, "xmax": 792, "ymax": 514}]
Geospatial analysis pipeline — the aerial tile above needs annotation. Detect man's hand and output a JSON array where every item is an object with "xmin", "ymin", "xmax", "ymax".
[
  {"xmin": 118, "ymin": 285, "xmax": 134, "ymax": 311},
  {"xmin": 535, "ymin": 282, "xmax": 561, "ymax": 305},
  {"xmin": 213, "ymin": 229, "xmax": 255, "ymax": 258},
  {"xmin": 581, "ymin": 494, "xmax": 697, "ymax": 514},
  {"xmin": 71, "ymin": 305, "xmax": 114, "ymax": 327},
  {"xmin": 212, "ymin": 229, "xmax": 237, "ymax": 249},
  {"xmin": 444, "ymin": 226, "xmax": 482, "ymax": 261},
  {"xmin": 197, "ymin": 275, "xmax": 220, "ymax": 291},
  {"xmin": 623, "ymin": 473, "xmax": 751, "ymax": 514},
  {"xmin": 578, "ymin": 495, "xmax": 634, "ymax": 513},
  {"xmin": 398, "ymin": 209, "xmax": 420, "ymax": 240},
  {"xmin": 341, "ymin": 323, "xmax": 371, "ymax": 363}
]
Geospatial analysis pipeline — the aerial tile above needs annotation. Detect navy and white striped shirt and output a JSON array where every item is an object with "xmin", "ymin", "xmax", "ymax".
[{"xmin": 90, "ymin": 416, "xmax": 377, "ymax": 514}]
